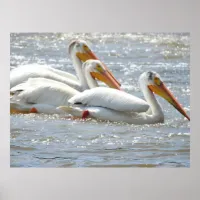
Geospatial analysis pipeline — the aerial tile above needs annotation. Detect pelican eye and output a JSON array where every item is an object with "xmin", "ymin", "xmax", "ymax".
[
  {"xmin": 83, "ymin": 44, "xmax": 90, "ymax": 51},
  {"xmin": 154, "ymin": 77, "xmax": 162, "ymax": 86},
  {"xmin": 96, "ymin": 64, "xmax": 104, "ymax": 72},
  {"xmin": 147, "ymin": 71, "xmax": 153, "ymax": 80}
]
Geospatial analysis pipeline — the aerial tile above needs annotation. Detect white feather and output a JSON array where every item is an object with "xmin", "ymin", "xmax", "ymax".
[
  {"xmin": 57, "ymin": 105, "xmax": 153, "ymax": 124},
  {"xmin": 10, "ymin": 100, "xmax": 66, "ymax": 114},
  {"xmin": 10, "ymin": 78, "xmax": 79, "ymax": 106},
  {"xmin": 68, "ymin": 87, "xmax": 149, "ymax": 112},
  {"xmin": 10, "ymin": 64, "xmax": 81, "ymax": 90}
]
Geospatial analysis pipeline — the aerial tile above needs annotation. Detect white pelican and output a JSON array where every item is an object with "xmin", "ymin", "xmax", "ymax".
[
  {"xmin": 59, "ymin": 71, "xmax": 190, "ymax": 124},
  {"xmin": 10, "ymin": 40, "xmax": 121, "ymax": 91},
  {"xmin": 10, "ymin": 60, "xmax": 121, "ymax": 114}
]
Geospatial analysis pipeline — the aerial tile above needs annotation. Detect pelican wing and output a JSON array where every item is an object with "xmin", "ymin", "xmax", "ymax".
[
  {"xmin": 68, "ymin": 87, "xmax": 149, "ymax": 112},
  {"xmin": 47, "ymin": 66, "xmax": 78, "ymax": 81},
  {"xmin": 10, "ymin": 78, "xmax": 79, "ymax": 106},
  {"xmin": 10, "ymin": 65, "xmax": 80, "ymax": 90}
]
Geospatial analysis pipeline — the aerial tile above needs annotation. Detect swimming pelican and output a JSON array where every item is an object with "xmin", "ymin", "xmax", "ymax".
[
  {"xmin": 10, "ymin": 60, "xmax": 121, "ymax": 114},
  {"xmin": 59, "ymin": 71, "xmax": 190, "ymax": 124},
  {"xmin": 10, "ymin": 40, "xmax": 120, "ymax": 91}
]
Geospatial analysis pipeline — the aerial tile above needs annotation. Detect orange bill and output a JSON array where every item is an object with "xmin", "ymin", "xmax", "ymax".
[
  {"xmin": 10, "ymin": 107, "xmax": 30, "ymax": 114},
  {"xmin": 148, "ymin": 83, "xmax": 190, "ymax": 121},
  {"xmin": 90, "ymin": 70, "xmax": 121, "ymax": 90}
]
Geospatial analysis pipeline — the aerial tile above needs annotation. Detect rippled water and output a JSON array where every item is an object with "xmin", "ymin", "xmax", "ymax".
[{"xmin": 10, "ymin": 33, "xmax": 190, "ymax": 167}]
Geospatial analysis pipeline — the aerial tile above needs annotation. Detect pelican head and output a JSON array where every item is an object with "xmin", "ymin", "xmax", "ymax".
[
  {"xmin": 68, "ymin": 39, "xmax": 98, "ymax": 62},
  {"xmin": 140, "ymin": 71, "xmax": 190, "ymax": 121},
  {"xmin": 68, "ymin": 40, "xmax": 121, "ymax": 89},
  {"xmin": 83, "ymin": 60, "xmax": 121, "ymax": 90}
]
